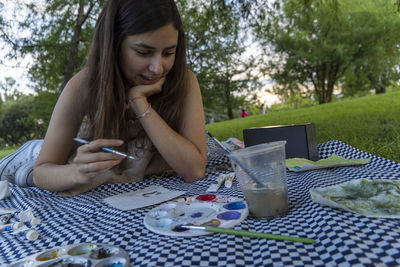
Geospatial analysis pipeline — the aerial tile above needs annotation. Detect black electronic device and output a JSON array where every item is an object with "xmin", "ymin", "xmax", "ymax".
[{"xmin": 243, "ymin": 123, "xmax": 319, "ymax": 160}]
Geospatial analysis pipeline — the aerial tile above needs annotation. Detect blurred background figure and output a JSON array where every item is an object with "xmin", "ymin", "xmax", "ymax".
[{"xmin": 259, "ymin": 104, "xmax": 265, "ymax": 115}]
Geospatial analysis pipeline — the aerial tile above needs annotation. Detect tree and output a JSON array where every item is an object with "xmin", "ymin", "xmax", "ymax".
[
  {"xmin": 0, "ymin": 77, "xmax": 19, "ymax": 101},
  {"xmin": 28, "ymin": 91, "xmax": 59, "ymax": 131},
  {"xmin": 253, "ymin": 0, "xmax": 400, "ymax": 104},
  {"xmin": 341, "ymin": 2, "xmax": 400, "ymax": 96},
  {"xmin": 178, "ymin": 0, "xmax": 261, "ymax": 119},
  {"xmin": 2, "ymin": 0, "xmax": 103, "ymax": 92},
  {"xmin": 0, "ymin": 96, "xmax": 46, "ymax": 145}
]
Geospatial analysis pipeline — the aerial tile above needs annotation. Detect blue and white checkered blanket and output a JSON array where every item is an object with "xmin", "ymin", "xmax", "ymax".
[{"xmin": 1, "ymin": 140, "xmax": 400, "ymax": 266}]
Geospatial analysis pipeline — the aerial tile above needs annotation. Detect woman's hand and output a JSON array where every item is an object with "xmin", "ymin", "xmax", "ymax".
[
  {"xmin": 128, "ymin": 77, "xmax": 166, "ymax": 99},
  {"xmin": 72, "ymin": 139, "xmax": 125, "ymax": 185}
]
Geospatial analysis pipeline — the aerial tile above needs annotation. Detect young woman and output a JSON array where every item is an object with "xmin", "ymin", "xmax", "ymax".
[{"xmin": 0, "ymin": 0, "xmax": 207, "ymax": 195}]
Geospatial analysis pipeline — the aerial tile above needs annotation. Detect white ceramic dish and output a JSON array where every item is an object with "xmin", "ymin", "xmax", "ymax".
[{"xmin": 144, "ymin": 194, "xmax": 249, "ymax": 237}]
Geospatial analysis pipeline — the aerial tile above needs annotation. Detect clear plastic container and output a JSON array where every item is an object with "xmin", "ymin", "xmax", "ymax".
[{"xmin": 228, "ymin": 141, "xmax": 289, "ymax": 219}]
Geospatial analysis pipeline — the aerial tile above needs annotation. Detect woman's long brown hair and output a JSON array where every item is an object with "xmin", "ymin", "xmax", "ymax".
[{"xmin": 83, "ymin": 0, "xmax": 188, "ymax": 149}]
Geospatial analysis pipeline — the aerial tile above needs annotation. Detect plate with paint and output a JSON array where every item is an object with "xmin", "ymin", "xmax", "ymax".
[
  {"xmin": 143, "ymin": 194, "xmax": 249, "ymax": 237},
  {"xmin": 8, "ymin": 243, "xmax": 129, "ymax": 267}
]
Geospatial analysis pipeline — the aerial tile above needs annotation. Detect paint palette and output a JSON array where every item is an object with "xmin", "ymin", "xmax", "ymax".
[
  {"xmin": 144, "ymin": 194, "xmax": 249, "ymax": 237},
  {"xmin": 8, "ymin": 243, "xmax": 129, "ymax": 267}
]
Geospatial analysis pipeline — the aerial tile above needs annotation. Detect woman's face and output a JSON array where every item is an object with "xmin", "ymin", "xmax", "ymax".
[{"xmin": 120, "ymin": 23, "xmax": 179, "ymax": 87}]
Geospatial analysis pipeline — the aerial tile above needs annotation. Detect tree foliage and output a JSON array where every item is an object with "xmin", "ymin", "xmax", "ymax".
[
  {"xmin": 0, "ymin": 77, "xmax": 18, "ymax": 101},
  {"xmin": 341, "ymin": 0, "xmax": 400, "ymax": 96},
  {"xmin": 3, "ymin": 0, "xmax": 103, "ymax": 92},
  {"xmin": 178, "ymin": 0, "xmax": 261, "ymax": 119},
  {"xmin": 0, "ymin": 97, "xmax": 42, "ymax": 145},
  {"xmin": 0, "ymin": 92, "xmax": 57, "ymax": 145},
  {"xmin": 253, "ymin": 0, "xmax": 400, "ymax": 103}
]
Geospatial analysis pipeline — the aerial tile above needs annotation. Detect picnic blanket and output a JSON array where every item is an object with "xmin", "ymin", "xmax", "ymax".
[{"xmin": 1, "ymin": 140, "xmax": 400, "ymax": 266}]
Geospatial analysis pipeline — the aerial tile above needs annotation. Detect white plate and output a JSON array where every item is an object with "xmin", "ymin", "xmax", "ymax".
[{"xmin": 144, "ymin": 194, "xmax": 249, "ymax": 237}]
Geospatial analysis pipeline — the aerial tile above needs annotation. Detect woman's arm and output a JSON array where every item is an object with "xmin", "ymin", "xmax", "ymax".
[
  {"xmin": 33, "ymin": 70, "xmax": 124, "ymax": 191},
  {"xmin": 129, "ymin": 70, "xmax": 207, "ymax": 182}
]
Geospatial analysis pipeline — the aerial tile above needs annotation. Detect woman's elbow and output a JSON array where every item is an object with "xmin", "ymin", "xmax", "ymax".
[
  {"xmin": 32, "ymin": 163, "xmax": 52, "ymax": 190},
  {"xmin": 181, "ymin": 165, "xmax": 206, "ymax": 183},
  {"xmin": 32, "ymin": 168, "xmax": 44, "ymax": 189}
]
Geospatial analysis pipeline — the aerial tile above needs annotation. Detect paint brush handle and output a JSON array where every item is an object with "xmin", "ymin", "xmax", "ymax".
[
  {"xmin": 205, "ymin": 131, "xmax": 266, "ymax": 188},
  {"xmin": 73, "ymin": 138, "xmax": 135, "ymax": 160},
  {"xmin": 205, "ymin": 131, "xmax": 232, "ymax": 154},
  {"xmin": 205, "ymin": 226, "xmax": 315, "ymax": 244},
  {"xmin": 228, "ymin": 155, "xmax": 266, "ymax": 188}
]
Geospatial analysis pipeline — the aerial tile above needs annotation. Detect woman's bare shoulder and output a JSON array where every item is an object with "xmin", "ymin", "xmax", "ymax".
[
  {"xmin": 55, "ymin": 68, "xmax": 91, "ymax": 122},
  {"xmin": 186, "ymin": 69, "xmax": 197, "ymax": 81},
  {"xmin": 185, "ymin": 69, "xmax": 200, "ymax": 90},
  {"xmin": 64, "ymin": 68, "xmax": 90, "ymax": 93}
]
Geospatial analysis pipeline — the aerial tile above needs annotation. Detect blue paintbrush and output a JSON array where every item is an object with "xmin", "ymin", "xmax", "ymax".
[{"xmin": 73, "ymin": 138, "xmax": 135, "ymax": 160}]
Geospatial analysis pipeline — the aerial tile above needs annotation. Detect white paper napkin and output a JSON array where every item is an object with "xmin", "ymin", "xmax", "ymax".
[{"xmin": 103, "ymin": 185, "xmax": 187, "ymax": 211}]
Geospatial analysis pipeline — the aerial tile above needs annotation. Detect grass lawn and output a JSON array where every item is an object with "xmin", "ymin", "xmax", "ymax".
[
  {"xmin": 1, "ymin": 91, "xmax": 399, "ymax": 162},
  {"xmin": 206, "ymin": 90, "xmax": 400, "ymax": 163},
  {"xmin": 0, "ymin": 146, "xmax": 18, "ymax": 160}
]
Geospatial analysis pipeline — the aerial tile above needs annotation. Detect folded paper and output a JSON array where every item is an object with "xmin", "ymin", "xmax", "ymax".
[{"xmin": 286, "ymin": 154, "xmax": 370, "ymax": 172}]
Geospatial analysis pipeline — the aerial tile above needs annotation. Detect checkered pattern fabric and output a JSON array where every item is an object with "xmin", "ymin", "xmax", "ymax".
[{"xmin": 1, "ymin": 140, "xmax": 400, "ymax": 266}]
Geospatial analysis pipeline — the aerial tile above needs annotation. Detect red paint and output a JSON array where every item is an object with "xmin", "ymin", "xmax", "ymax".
[{"xmin": 196, "ymin": 195, "xmax": 216, "ymax": 201}]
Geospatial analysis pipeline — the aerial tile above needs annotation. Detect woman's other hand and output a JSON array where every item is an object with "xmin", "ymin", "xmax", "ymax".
[{"xmin": 128, "ymin": 77, "xmax": 166, "ymax": 99}]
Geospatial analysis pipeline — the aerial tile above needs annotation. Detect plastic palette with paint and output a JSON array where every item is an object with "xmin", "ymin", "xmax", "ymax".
[
  {"xmin": 144, "ymin": 194, "xmax": 249, "ymax": 237},
  {"xmin": 8, "ymin": 243, "xmax": 129, "ymax": 267}
]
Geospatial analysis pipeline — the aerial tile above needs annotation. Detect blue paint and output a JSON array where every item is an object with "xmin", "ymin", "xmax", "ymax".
[
  {"xmin": 223, "ymin": 201, "xmax": 246, "ymax": 210},
  {"xmin": 217, "ymin": 211, "xmax": 241, "ymax": 220},
  {"xmin": 191, "ymin": 212, "xmax": 203, "ymax": 218}
]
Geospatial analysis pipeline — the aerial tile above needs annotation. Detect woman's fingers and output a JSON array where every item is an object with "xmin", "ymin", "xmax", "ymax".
[
  {"xmin": 76, "ymin": 159, "xmax": 122, "ymax": 182},
  {"xmin": 79, "ymin": 159, "xmax": 122, "ymax": 174},
  {"xmin": 74, "ymin": 151, "xmax": 122, "ymax": 164},
  {"xmin": 82, "ymin": 139, "xmax": 124, "ymax": 153},
  {"xmin": 129, "ymin": 77, "xmax": 166, "ymax": 98},
  {"xmin": 76, "ymin": 139, "xmax": 124, "ymax": 160},
  {"xmin": 73, "ymin": 138, "xmax": 125, "ymax": 183}
]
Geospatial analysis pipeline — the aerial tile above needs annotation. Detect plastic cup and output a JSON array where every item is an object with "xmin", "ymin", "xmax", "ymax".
[{"xmin": 228, "ymin": 141, "xmax": 289, "ymax": 219}]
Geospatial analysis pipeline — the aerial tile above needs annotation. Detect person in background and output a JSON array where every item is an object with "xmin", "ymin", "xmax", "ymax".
[
  {"xmin": 0, "ymin": 0, "xmax": 207, "ymax": 195},
  {"xmin": 259, "ymin": 104, "xmax": 265, "ymax": 115},
  {"xmin": 241, "ymin": 109, "xmax": 248, "ymax": 118}
]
